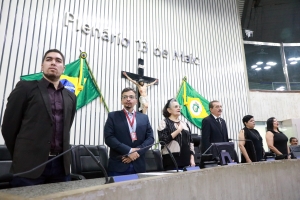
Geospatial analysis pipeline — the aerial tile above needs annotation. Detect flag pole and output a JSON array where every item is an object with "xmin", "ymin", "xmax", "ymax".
[
  {"xmin": 176, "ymin": 76, "xmax": 187, "ymax": 98},
  {"xmin": 80, "ymin": 52, "xmax": 110, "ymax": 112}
]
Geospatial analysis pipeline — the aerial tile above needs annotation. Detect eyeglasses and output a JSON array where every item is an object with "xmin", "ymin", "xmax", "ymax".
[{"xmin": 122, "ymin": 95, "xmax": 136, "ymax": 99}]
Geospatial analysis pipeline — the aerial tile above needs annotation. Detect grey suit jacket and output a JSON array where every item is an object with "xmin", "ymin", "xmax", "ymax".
[{"xmin": 1, "ymin": 79, "xmax": 76, "ymax": 178}]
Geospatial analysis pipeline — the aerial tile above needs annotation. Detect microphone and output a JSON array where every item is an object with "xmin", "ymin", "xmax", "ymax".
[
  {"xmin": 159, "ymin": 141, "xmax": 179, "ymax": 172},
  {"xmin": 229, "ymin": 138, "xmax": 258, "ymax": 162},
  {"xmin": 119, "ymin": 142, "xmax": 179, "ymax": 172},
  {"xmin": 0, "ymin": 145, "xmax": 109, "ymax": 184},
  {"xmin": 202, "ymin": 143, "xmax": 216, "ymax": 155}
]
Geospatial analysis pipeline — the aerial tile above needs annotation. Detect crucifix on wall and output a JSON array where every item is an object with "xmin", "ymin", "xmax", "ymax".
[{"xmin": 121, "ymin": 58, "xmax": 158, "ymax": 114}]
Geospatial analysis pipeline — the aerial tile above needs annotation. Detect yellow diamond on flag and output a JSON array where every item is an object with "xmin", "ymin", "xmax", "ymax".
[
  {"xmin": 60, "ymin": 75, "xmax": 87, "ymax": 96},
  {"xmin": 187, "ymin": 97, "xmax": 209, "ymax": 118}
]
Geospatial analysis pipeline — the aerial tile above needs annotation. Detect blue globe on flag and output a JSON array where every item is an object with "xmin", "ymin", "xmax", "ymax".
[{"xmin": 60, "ymin": 79, "xmax": 75, "ymax": 93}]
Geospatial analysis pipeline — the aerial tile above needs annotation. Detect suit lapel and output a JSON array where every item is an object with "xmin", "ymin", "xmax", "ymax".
[
  {"xmin": 120, "ymin": 110, "xmax": 131, "ymax": 140},
  {"xmin": 37, "ymin": 80, "xmax": 52, "ymax": 120},
  {"xmin": 62, "ymin": 89, "xmax": 69, "ymax": 124},
  {"xmin": 210, "ymin": 114, "xmax": 223, "ymax": 134}
]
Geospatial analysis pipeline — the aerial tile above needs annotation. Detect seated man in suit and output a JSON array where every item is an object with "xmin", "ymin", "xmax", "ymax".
[
  {"xmin": 201, "ymin": 100, "xmax": 229, "ymax": 153},
  {"xmin": 104, "ymin": 87, "xmax": 154, "ymax": 176}
]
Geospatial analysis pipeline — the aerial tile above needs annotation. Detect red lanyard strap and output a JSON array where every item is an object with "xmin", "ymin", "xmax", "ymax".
[{"xmin": 123, "ymin": 109, "xmax": 136, "ymax": 128}]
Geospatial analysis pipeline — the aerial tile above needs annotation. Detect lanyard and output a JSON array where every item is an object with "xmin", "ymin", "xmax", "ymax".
[{"xmin": 123, "ymin": 109, "xmax": 136, "ymax": 128}]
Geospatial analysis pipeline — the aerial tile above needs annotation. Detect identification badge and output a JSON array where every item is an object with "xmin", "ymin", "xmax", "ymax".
[{"xmin": 130, "ymin": 132, "xmax": 137, "ymax": 141}]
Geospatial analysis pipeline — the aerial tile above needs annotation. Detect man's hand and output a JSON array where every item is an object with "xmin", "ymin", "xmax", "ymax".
[
  {"xmin": 128, "ymin": 152, "xmax": 140, "ymax": 161},
  {"xmin": 123, "ymin": 71, "xmax": 127, "ymax": 76},
  {"xmin": 122, "ymin": 156, "xmax": 132, "ymax": 164}
]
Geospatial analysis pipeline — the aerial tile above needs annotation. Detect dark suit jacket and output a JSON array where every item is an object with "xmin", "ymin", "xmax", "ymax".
[
  {"xmin": 201, "ymin": 114, "xmax": 229, "ymax": 153},
  {"xmin": 1, "ymin": 79, "xmax": 76, "ymax": 178},
  {"xmin": 104, "ymin": 110, "xmax": 154, "ymax": 173}
]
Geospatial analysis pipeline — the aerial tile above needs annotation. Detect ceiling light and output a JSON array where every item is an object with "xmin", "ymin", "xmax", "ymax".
[
  {"xmin": 264, "ymin": 66, "xmax": 271, "ymax": 69},
  {"xmin": 251, "ymin": 65, "xmax": 258, "ymax": 69},
  {"xmin": 295, "ymin": 57, "xmax": 300, "ymax": 61},
  {"xmin": 266, "ymin": 62, "xmax": 277, "ymax": 66},
  {"xmin": 290, "ymin": 61, "xmax": 298, "ymax": 65},
  {"xmin": 288, "ymin": 57, "xmax": 295, "ymax": 61},
  {"xmin": 255, "ymin": 68, "xmax": 261, "ymax": 71},
  {"xmin": 276, "ymin": 88, "xmax": 285, "ymax": 91},
  {"xmin": 256, "ymin": 61, "xmax": 263, "ymax": 65}
]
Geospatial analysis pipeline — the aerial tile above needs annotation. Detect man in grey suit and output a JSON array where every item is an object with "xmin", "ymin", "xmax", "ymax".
[
  {"xmin": 201, "ymin": 100, "xmax": 229, "ymax": 153},
  {"xmin": 1, "ymin": 49, "xmax": 76, "ymax": 187}
]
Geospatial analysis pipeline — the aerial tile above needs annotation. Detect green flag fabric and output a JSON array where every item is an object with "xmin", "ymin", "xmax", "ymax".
[
  {"xmin": 21, "ymin": 52, "xmax": 102, "ymax": 110},
  {"xmin": 176, "ymin": 79, "xmax": 210, "ymax": 129}
]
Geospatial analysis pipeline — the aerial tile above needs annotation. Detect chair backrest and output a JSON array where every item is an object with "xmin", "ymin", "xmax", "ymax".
[
  {"xmin": 290, "ymin": 145, "xmax": 300, "ymax": 159},
  {"xmin": 71, "ymin": 145, "xmax": 108, "ymax": 179},
  {"xmin": 0, "ymin": 145, "xmax": 12, "ymax": 189},
  {"xmin": 191, "ymin": 134, "xmax": 201, "ymax": 166},
  {"xmin": 145, "ymin": 149, "xmax": 164, "ymax": 172}
]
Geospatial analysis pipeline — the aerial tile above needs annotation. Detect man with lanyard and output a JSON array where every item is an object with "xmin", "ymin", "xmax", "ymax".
[{"xmin": 104, "ymin": 87, "xmax": 154, "ymax": 176}]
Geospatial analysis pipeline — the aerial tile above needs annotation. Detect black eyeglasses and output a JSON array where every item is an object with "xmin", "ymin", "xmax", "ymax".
[{"xmin": 122, "ymin": 95, "xmax": 136, "ymax": 99}]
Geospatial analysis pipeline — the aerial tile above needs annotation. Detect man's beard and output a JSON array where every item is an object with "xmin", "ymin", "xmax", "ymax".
[
  {"xmin": 139, "ymin": 83, "xmax": 144, "ymax": 86},
  {"xmin": 43, "ymin": 73, "xmax": 60, "ymax": 82}
]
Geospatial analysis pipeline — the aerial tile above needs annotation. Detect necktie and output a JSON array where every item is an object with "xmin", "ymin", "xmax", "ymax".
[{"xmin": 217, "ymin": 118, "xmax": 222, "ymax": 128}]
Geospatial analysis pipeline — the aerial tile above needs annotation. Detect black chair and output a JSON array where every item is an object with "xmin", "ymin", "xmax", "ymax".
[
  {"xmin": 191, "ymin": 134, "xmax": 201, "ymax": 166},
  {"xmin": 145, "ymin": 149, "xmax": 164, "ymax": 172},
  {"xmin": 71, "ymin": 145, "xmax": 108, "ymax": 180},
  {"xmin": 0, "ymin": 145, "xmax": 12, "ymax": 189},
  {"xmin": 290, "ymin": 145, "xmax": 300, "ymax": 159}
]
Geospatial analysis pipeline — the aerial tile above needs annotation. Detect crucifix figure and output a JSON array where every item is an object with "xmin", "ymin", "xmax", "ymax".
[{"xmin": 122, "ymin": 58, "xmax": 158, "ymax": 114}]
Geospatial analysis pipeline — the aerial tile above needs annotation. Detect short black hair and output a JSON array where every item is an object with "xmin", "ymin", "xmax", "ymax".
[
  {"xmin": 42, "ymin": 49, "xmax": 65, "ymax": 65},
  {"xmin": 209, "ymin": 100, "xmax": 219, "ymax": 109},
  {"xmin": 121, "ymin": 87, "xmax": 137, "ymax": 97},
  {"xmin": 290, "ymin": 137, "xmax": 297, "ymax": 143},
  {"xmin": 266, "ymin": 117, "xmax": 279, "ymax": 132},
  {"xmin": 242, "ymin": 115, "xmax": 254, "ymax": 126},
  {"xmin": 162, "ymin": 98, "xmax": 177, "ymax": 118}
]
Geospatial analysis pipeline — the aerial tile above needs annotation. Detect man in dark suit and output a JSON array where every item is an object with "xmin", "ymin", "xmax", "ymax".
[
  {"xmin": 1, "ymin": 49, "xmax": 76, "ymax": 187},
  {"xmin": 104, "ymin": 87, "xmax": 154, "ymax": 176},
  {"xmin": 201, "ymin": 100, "xmax": 229, "ymax": 153}
]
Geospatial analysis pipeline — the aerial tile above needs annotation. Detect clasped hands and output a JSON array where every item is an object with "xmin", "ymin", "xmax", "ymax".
[{"xmin": 122, "ymin": 148, "xmax": 140, "ymax": 163}]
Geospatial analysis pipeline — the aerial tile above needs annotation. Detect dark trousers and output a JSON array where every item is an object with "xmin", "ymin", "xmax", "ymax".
[
  {"xmin": 10, "ymin": 156, "xmax": 70, "ymax": 188},
  {"xmin": 108, "ymin": 163, "xmax": 136, "ymax": 177}
]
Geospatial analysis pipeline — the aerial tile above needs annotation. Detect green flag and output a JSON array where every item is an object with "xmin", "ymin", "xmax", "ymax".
[
  {"xmin": 21, "ymin": 52, "xmax": 107, "ymax": 111},
  {"xmin": 176, "ymin": 79, "xmax": 210, "ymax": 129}
]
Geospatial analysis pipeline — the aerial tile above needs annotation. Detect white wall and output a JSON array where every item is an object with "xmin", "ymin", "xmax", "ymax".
[
  {"xmin": 0, "ymin": 0, "xmax": 249, "ymax": 146},
  {"xmin": 249, "ymin": 91, "xmax": 300, "ymax": 121}
]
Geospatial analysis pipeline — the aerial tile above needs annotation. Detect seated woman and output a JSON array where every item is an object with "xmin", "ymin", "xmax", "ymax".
[
  {"xmin": 238, "ymin": 115, "xmax": 264, "ymax": 163},
  {"xmin": 266, "ymin": 117, "xmax": 290, "ymax": 159},
  {"xmin": 158, "ymin": 98, "xmax": 195, "ymax": 170}
]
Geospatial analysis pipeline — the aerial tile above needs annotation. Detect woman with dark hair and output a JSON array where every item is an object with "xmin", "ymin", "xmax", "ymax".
[
  {"xmin": 157, "ymin": 98, "xmax": 195, "ymax": 170},
  {"xmin": 238, "ymin": 115, "xmax": 264, "ymax": 163},
  {"xmin": 266, "ymin": 117, "xmax": 290, "ymax": 159}
]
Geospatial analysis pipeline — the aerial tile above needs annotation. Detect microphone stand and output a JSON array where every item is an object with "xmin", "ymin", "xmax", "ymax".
[
  {"xmin": 159, "ymin": 141, "xmax": 179, "ymax": 172},
  {"xmin": 1, "ymin": 145, "xmax": 109, "ymax": 184}
]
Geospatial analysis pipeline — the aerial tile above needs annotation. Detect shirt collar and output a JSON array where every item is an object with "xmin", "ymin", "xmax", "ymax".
[
  {"xmin": 123, "ymin": 108, "xmax": 135, "ymax": 115},
  {"xmin": 211, "ymin": 114, "xmax": 220, "ymax": 119},
  {"xmin": 42, "ymin": 77, "xmax": 64, "ymax": 90}
]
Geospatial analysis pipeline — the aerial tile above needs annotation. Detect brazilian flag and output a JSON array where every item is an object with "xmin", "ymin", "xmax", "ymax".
[
  {"xmin": 176, "ymin": 79, "xmax": 210, "ymax": 129},
  {"xmin": 21, "ymin": 52, "xmax": 107, "ymax": 111}
]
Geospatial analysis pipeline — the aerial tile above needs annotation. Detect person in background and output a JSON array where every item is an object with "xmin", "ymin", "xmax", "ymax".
[
  {"xmin": 238, "ymin": 115, "xmax": 264, "ymax": 163},
  {"xmin": 265, "ymin": 117, "xmax": 290, "ymax": 159},
  {"xmin": 289, "ymin": 137, "xmax": 298, "ymax": 146},
  {"xmin": 158, "ymin": 98, "xmax": 195, "ymax": 170}
]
